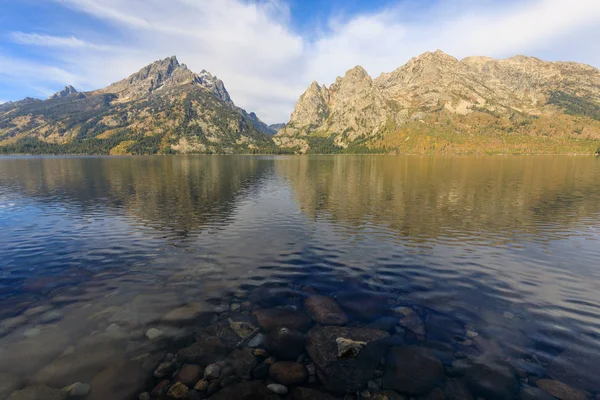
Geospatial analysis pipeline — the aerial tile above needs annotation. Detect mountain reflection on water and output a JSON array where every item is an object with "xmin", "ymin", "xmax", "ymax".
[{"xmin": 0, "ymin": 155, "xmax": 599, "ymax": 400}]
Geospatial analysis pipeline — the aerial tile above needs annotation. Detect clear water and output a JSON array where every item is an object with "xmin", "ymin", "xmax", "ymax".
[{"xmin": 0, "ymin": 155, "xmax": 599, "ymax": 399}]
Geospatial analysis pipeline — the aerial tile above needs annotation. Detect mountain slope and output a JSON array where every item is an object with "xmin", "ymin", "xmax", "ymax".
[
  {"xmin": 275, "ymin": 50, "xmax": 600, "ymax": 154},
  {"xmin": 0, "ymin": 56, "xmax": 278, "ymax": 155}
]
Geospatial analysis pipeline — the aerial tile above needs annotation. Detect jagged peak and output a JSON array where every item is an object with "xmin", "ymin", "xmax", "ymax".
[
  {"xmin": 414, "ymin": 49, "xmax": 458, "ymax": 63},
  {"xmin": 344, "ymin": 65, "xmax": 370, "ymax": 79},
  {"xmin": 49, "ymin": 85, "xmax": 79, "ymax": 99}
]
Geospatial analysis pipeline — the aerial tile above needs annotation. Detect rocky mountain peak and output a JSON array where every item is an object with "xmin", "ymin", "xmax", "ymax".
[
  {"xmin": 340, "ymin": 66, "xmax": 371, "ymax": 82},
  {"xmin": 49, "ymin": 85, "xmax": 78, "ymax": 99},
  {"xmin": 195, "ymin": 69, "xmax": 232, "ymax": 105}
]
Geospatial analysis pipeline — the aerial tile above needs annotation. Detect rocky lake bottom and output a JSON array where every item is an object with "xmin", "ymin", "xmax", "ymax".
[{"xmin": 0, "ymin": 155, "xmax": 600, "ymax": 400}]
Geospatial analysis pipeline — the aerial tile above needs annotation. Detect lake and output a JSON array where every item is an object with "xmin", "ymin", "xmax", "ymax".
[{"xmin": 0, "ymin": 155, "xmax": 599, "ymax": 400}]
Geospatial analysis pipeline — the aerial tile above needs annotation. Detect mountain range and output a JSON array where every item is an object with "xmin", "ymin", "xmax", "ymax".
[
  {"xmin": 0, "ymin": 56, "xmax": 278, "ymax": 155},
  {"xmin": 2, "ymin": 51, "xmax": 600, "ymax": 155}
]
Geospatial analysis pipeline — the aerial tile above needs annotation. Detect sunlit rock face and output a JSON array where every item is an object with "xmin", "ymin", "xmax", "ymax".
[{"xmin": 276, "ymin": 50, "xmax": 600, "ymax": 152}]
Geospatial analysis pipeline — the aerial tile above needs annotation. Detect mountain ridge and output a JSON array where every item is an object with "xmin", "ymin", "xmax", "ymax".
[
  {"xmin": 0, "ymin": 56, "xmax": 280, "ymax": 154},
  {"xmin": 2, "ymin": 51, "xmax": 599, "ymax": 155},
  {"xmin": 275, "ymin": 50, "xmax": 600, "ymax": 154}
]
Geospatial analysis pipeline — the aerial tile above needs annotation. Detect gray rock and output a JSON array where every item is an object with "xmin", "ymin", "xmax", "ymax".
[
  {"xmin": 306, "ymin": 326, "xmax": 390, "ymax": 393},
  {"xmin": 145, "ymin": 328, "xmax": 163, "ymax": 340},
  {"xmin": 383, "ymin": 346, "xmax": 444, "ymax": 395},
  {"xmin": 8, "ymin": 385, "xmax": 67, "ymax": 400},
  {"xmin": 204, "ymin": 363, "xmax": 220, "ymax": 380},
  {"xmin": 267, "ymin": 383, "xmax": 289, "ymax": 395},
  {"xmin": 247, "ymin": 333, "xmax": 263, "ymax": 348}
]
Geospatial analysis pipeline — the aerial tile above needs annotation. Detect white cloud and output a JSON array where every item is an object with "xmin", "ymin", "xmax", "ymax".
[
  {"xmin": 4, "ymin": 0, "xmax": 600, "ymax": 123},
  {"xmin": 10, "ymin": 32, "xmax": 114, "ymax": 50}
]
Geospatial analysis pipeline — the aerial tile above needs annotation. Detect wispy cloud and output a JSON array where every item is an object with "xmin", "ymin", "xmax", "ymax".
[
  {"xmin": 10, "ymin": 32, "xmax": 115, "ymax": 50},
  {"xmin": 3, "ymin": 0, "xmax": 600, "ymax": 123}
]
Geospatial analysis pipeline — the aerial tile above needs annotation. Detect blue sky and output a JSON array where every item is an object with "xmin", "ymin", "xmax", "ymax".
[{"xmin": 1, "ymin": 0, "xmax": 599, "ymax": 123}]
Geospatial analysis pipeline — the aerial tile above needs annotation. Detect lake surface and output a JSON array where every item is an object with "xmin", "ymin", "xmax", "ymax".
[{"xmin": 0, "ymin": 155, "xmax": 599, "ymax": 400}]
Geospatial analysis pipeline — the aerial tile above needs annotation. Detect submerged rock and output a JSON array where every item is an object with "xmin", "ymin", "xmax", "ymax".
[
  {"xmin": 161, "ymin": 303, "xmax": 206, "ymax": 324},
  {"xmin": 306, "ymin": 326, "xmax": 390, "ymax": 393},
  {"xmin": 383, "ymin": 346, "xmax": 444, "ymax": 395},
  {"xmin": 519, "ymin": 386, "xmax": 560, "ymax": 400},
  {"xmin": 263, "ymin": 327, "xmax": 306, "ymax": 360},
  {"xmin": 336, "ymin": 337, "xmax": 367, "ymax": 358},
  {"xmin": 176, "ymin": 364, "xmax": 203, "ymax": 387},
  {"xmin": 229, "ymin": 348, "xmax": 257, "ymax": 379},
  {"xmin": 305, "ymin": 295, "xmax": 348, "ymax": 325},
  {"xmin": 145, "ymin": 328, "xmax": 163, "ymax": 340},
  {"xmin": 267, "ymin": 383, "xmax": 288, "ymax": 395},
  {"xmin": 204, "ymin": 364, "xmax": 220, "ymax": 380},
  {"xmin": 269, "ymin": 361, "xmax": 308, "ymax": 385},
  {"xmin": 337, "ymin": 292, "xmax": 388, "ymax": 321},
  {"xmin": 253, "ymin": 308, "xmax": 311, "ymax": 332},
  {"xmin": 177, "ymin": 336, "xmax": 230, "ymax": 365},
  {"xmin": 249, "ymin": 286, "xmax": 306, "ymax": 308},
  {"xmin": 88, "ymin": 360, "xmax": 147, "ymax": 400},
  {"xmin": 8, "ymin": 385, "xmax": 67, "ymax": 400},
  {"xmin": 207, "ymin": 380, "xmax": 279, "ymax": 400},
  {"xmin": 393, "ymin": 307, "xmax": 425, "ymax": 336},
  {"xmin": 464, "ymin": 362, "xmax": 518, "ymax": 400},
  {"xmin": 32, "ymin": 337, "xmax": 126, "ymax": 388},
  {"xmin": 444, "ymin": 379, "xmax": 474, "ymax": 400},
  {"xmin": 166, "ymin": 382, "xmax": 189, "ymax": 399},
  {"xmin": 536, "ymin": 379, "xmax": 588, "ymax": 400}
]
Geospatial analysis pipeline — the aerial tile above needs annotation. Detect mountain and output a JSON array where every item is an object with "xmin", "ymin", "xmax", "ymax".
[
  {"xmin": 268, "ymin": 123, "xmax": 286, "ymax": 132},
  {"xmin": 49, "ymin": 85, "xmax": 79, "ymax": 99},
  {"xmin": 275, "ymin": 50, "xmax": 600, "ymax": 154},
  {"xmin": 0, "ymin": 56, "xmax": 279, "ymax": 155}
]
